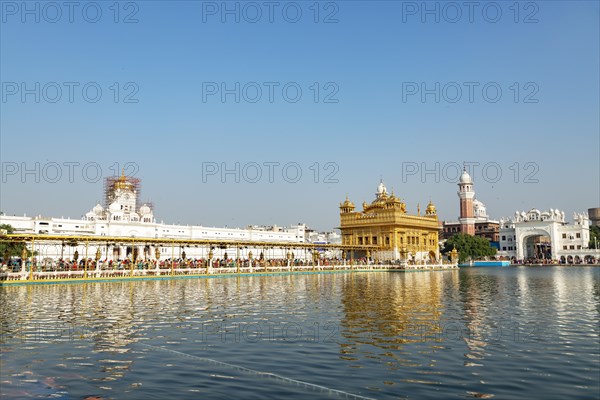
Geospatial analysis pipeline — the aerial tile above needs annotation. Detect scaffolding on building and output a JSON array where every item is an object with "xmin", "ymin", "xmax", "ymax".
[{"xmin": 103, "ymin": 173, "xmax": 153, "ymax": 212}]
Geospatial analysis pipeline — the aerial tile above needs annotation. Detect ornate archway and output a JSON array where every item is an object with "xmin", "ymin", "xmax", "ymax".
[{"xmin": 518, "ymin": 228, "xmax": 553, "ymax": 261}]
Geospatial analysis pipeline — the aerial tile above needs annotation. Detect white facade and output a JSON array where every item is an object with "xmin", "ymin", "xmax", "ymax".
[
  {"xmin": 0, "ymin": 175, "xmax": 310, "ymax": 262},
  {"xmin": 497, "ymin": 209, "xmax": 599, "ymax": 263},
  {"xmin": 0, "ymin": 211, "xmax": 307, "ymax": 244},
  {"xmin": 307, "ymin": 230, "xmax": 341, "ymax": 245}
]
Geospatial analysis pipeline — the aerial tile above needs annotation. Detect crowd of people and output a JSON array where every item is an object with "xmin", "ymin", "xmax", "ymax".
[{"xmin": 0, "ymin": 256, "xmax": 388, "ymax": 273}]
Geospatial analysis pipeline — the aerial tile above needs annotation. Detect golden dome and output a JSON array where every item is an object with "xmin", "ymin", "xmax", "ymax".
[
  {"xmin": 426, "ymin": 200, "xmax": 437, "ymax": 215},
  {"xmin": 387, "ymin": 190, "xmax": 401, "ymax": 203},
  {"xmin": 342, "ymin": 195, "xmax": 354, "ymax": 206},
  {"xmin": 339, "ymin": 195, "xmax": 355, "ymax": 211},
  {"xmin": 370, "ymin": 197, "xmax": 386, "ymax": 209},
  {"xmin": 114, "ymin": 168, "xmax": 133, "ymax": 190},
  {"xmin": 385, "ymin": 191, "xmax": 402, "ymax": 209}
]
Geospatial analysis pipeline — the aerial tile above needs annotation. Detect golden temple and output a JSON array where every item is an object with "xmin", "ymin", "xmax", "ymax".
[{"xmin": 339, "ymin": 180, "xmax": 440, "ymax": 262}]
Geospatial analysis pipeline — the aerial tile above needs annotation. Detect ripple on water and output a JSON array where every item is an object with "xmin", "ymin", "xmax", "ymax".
[{"xmin": 1, "ymin": 268, "xmax": 599, "ymax": 399}]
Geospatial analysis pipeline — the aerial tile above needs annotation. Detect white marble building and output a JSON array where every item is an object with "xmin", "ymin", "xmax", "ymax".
[
  {"xmin": 0, "ymin": 173, "xmax": 310, "ymax": 261},
  {"xmin": 497, "ymin": 208, "xmax": 599, "ymax": 263}
]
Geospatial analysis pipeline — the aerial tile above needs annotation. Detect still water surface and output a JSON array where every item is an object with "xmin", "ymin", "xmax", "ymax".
[{"xmin": 1, "ymin": 267, "xmax": 599, "ymax": 399}]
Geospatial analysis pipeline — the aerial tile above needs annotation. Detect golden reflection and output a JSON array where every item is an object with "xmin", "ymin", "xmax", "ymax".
[
  {"xmin": 2, "ymin": 273, "xmax": 462, "ymax": 391},
  {"xmin": 339, "ymin": 272, "xmax": 453, "ymax": 360}
]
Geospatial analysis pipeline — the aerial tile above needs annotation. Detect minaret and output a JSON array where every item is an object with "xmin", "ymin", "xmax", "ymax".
[{"xmin": 458, "ymin": 168, "xmax": 475, "ymax": 235}]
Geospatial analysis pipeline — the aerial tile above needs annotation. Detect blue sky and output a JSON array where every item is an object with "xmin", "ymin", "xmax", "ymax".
[{"xmin": 1, "ymin": 0, "xmax": 599, "ymax": 231}]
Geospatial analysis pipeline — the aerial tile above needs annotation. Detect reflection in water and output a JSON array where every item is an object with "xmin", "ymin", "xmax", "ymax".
[
  {"xmin": 340, "ymin": 272, "xmax": 447, "ymax": 349},
  {"xmin": 1, "ymin": 268, "xmax": 599, "ymax": 399},
  {"xmin": 458, "ymin": 271, "xmax": 497, "ymax": 365}
]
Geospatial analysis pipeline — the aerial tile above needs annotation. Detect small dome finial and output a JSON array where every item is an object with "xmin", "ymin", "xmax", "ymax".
[
  {"xmin": 459, "ymin": 168, "xmax": 473, "ymax": 184},
  {"xmin": 377, "ymin": 179, "xmax": 387, "ymax": 195},
  {"xmin": 426, "ymin": 199, "xmax": 437, "ymax": 215}
]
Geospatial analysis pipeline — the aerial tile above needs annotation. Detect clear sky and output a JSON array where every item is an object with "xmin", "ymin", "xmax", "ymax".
[{"xmin": 1, "ymin": 0, "xmax": 599, "ymax": 231}]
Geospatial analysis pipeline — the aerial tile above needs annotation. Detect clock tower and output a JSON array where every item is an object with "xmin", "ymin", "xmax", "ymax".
[{"xmin": 458, "ymin": 168, "xmax": 476, "ymax": 235}]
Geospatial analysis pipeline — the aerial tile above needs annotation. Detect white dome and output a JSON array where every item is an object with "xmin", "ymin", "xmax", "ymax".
[
  {"xmin": 108, "ymin": 202, "xmax": 120, "ymax": 212},
  {"xmin": 139, "ymin": 205, "xmax": 151, "ymax": 215},
  {"xmin": 377, "ymin": 180, "xmax": 387, "ymax": 195},
  {"xmin": 473, "ymin": 199, "xmax": 488, "ymax": 218},
  {"xmin": 459, "ymin": 169, "xmax": 472, "ymax": 184},
  {"xmin": 93, "ymin": 203, "xmax": 104, "ymax": 215}
]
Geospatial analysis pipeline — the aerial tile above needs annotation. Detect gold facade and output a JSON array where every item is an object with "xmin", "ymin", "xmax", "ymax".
[{"xmin": 339, "ymin": 181, "xmax": 440, "ymax": 262}]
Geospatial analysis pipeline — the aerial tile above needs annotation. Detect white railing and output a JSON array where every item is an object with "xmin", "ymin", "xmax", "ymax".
[{"xmin": 0, "ymin": 263, "xmax": 458, "ymax": 282}]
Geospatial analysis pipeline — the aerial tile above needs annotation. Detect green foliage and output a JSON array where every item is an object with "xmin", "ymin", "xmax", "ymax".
[
  {"xmin": 589, "ymin": 225, "xmax": 600, "ymax": 249},
  {"xmin": 0, "ymin": 224, "xmax": 14, "ymax": 233},
  {"xmin": 442, "ymin": 233, "xmax": 497, "ymax": 263},
  {"xmin": 0, "ymin": 224, "xmax": 30, "ymax": 260}
]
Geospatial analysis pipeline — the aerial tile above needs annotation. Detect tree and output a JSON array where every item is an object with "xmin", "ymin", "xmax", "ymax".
[
  {"xmin": 589, "ymin": 226, "xmax": 600, "ymax": 249},
  {"xmin": 442, "ymin": 234, "xmax": 497, "ymax": 263},
  {"xmin": 0, "ymin": 224, "xmax": 30, "ymax": 261}
]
